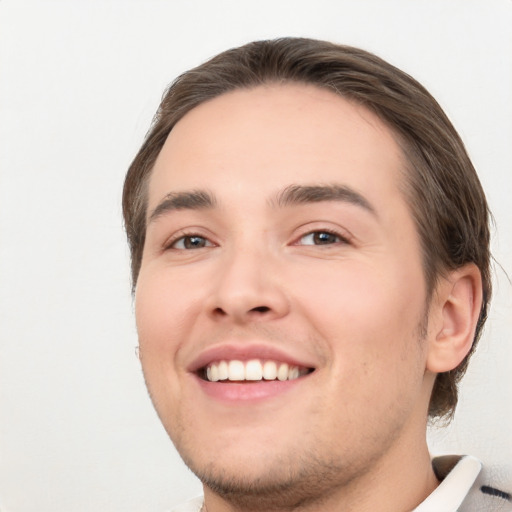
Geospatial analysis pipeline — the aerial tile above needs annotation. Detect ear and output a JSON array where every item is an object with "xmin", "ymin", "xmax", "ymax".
[{"xmin": 426, "ymin": 263, "xmax": 483, "ymax": 373}]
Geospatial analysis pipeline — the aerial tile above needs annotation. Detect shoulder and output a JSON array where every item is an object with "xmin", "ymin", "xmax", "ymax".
[
  {"xmin": 430, "ymin": 455, "xmax": 512, "ymax": 512},
  {"xmin": 167, "ymin": 496, "xmax": 203, "ymax": 512}
]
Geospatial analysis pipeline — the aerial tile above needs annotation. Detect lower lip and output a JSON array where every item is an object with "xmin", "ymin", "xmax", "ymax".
[{"xmin": 193, "ymin": 375, "xmax": 307, "ymax": 403}]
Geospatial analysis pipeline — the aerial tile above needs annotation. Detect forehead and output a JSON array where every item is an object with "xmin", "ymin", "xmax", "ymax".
[{"xmin": 148, "ymin": 84, "xmax": 407, "ymax": 214}]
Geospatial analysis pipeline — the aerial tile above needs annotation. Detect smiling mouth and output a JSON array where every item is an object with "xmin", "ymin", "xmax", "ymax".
[{"xmin": 199, "ymin": 359, "xmax": 314, "ymax": 382}]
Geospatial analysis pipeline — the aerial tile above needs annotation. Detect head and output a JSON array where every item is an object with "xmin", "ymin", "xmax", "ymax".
[{"xmin": 123, "ymin": 37, "xmax": 491, "ymax": 422}]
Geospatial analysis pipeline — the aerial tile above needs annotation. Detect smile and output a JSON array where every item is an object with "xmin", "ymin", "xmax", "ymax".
[{"xmin": 202, "ymin": 359, "xmax": 312, "ymax": 382}]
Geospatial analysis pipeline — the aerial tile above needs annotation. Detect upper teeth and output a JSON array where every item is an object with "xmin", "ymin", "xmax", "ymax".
[{"xmin": 205, "ymin": 359, "xmax": 305, "ymax": 382}]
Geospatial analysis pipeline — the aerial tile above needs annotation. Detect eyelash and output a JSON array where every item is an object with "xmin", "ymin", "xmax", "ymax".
[
  {"xmin": 295, "ymin": 229, "xmax": 351, "ymax": 247},
  {"xmin": 166, "ymin": 232, "xmax": 214, "ymax": 250},
  {"xmin": 165, "ymin": 228, "xmax": 351, "ymax": 251}
]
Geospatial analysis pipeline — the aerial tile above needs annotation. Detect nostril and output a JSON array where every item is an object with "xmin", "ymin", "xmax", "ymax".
[
  {"xmin": 210, "ymin": 304, "xmax": 276, "ymax": 320},
  {"xmin": 251, "ymin": 306, "xmax": 271, "ymax": 313}
]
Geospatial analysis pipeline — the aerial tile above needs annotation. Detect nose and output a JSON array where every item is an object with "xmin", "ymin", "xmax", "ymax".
[{"xmin": 206, "ymin": 245, "xmax": 290, "ymax": 324}]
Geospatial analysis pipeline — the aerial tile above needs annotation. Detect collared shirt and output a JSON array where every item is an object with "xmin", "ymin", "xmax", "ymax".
[
  {"xmin": 415, "ymin": 455, "xmax": 512, "ymax": 512},
  {"xmin": 170, "ymin": 456, "xmax": 512, "ymax": 512}
]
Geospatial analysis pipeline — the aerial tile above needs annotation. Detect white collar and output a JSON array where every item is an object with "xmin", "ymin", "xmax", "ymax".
[{"xmin": 413, "ymin": 456, "xmax": 482, "ymax": 512}]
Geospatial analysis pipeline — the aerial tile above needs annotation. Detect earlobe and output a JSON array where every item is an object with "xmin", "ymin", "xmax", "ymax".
[{"xmin": 426, "ymin": 263, "xmax": 483, "ymax": 373}]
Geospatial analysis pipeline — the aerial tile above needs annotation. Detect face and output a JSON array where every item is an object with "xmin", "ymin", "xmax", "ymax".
[{"xmin": 135, "ymin": 85, "xmax": 434, "ymax": 503}]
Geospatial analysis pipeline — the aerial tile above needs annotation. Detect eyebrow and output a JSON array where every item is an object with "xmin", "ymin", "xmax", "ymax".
[
  {"xmin": 271, "ymin": 184, "xmax": 377, "ymax": 216},
  {"xmin": 148, "ymin": 189, "xmax": 217, "ymax": 223},
  {"xmin": 148, "ymin": 183, "xmax": 377, "ymax": 224}
]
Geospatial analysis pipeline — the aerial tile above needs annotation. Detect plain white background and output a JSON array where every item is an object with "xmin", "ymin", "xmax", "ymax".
[{"xmin": 0, "ymin": 1, "xmax": 511, "ymax": 510}]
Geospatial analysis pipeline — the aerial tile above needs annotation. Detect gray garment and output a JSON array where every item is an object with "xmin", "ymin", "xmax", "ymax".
[{"xmin": 429, "ymin": 455, "xmax": 511, "ymax": 512}]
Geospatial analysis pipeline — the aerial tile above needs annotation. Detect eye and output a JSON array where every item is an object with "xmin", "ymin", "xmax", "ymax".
[
  {"xmin": 170, "ymin": 235, "xmax": 213, "ymax": 250},
  {"xmin": 298, "ymin": 230, "xmax": 348, "ymax": 246}
]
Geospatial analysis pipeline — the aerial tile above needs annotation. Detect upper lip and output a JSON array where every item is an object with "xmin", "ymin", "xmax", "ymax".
[{"xmin": 188, "ymin": 343, "xmax": 317, "ymax": 373}]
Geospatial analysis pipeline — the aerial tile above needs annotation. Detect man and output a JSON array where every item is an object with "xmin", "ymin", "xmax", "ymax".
[{"xmin": 122, "ymin": 38, "xmax": 510, "ymax": 511}]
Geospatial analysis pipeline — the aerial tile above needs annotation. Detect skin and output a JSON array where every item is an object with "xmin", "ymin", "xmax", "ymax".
[{"xmin": 135, "ymin": 84, "xmax": 479, "ymax": 511}]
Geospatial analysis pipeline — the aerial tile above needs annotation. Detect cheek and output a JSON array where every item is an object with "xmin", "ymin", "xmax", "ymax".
[
  {"xmin": 293, "ymin": 263, "xmax": 427, "ymax": 426},
  {"xmin": 296, "ymin": 259, "xmax": 419, "ymax": 318},
  {"xmin": 136, "ymin": 268, "xmax": 198, "ymax": 343},
  {"xmin": 134, "ymin": 271, "xmax": 201, "ymax": 418},
  {"xmin": 291, "ymin": 259, "xmax": 426, "ymax": 365}
]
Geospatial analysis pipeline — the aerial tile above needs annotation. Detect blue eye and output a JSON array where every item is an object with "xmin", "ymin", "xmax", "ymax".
[
  {"xmin": 171, "ymin": 235, "xmax": 212, "ymax": 249},
  {"xmin": 299, "ymin": 231, "xmax": 345, "ymax": 246}
]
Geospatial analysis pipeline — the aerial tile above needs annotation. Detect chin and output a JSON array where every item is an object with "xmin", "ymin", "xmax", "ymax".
[
  {"xmin": 176, "ymin": 437, "xmax": 358, "ymax": 510},
  {"xmin": 177, "ymin": 436, "xmax": 284, "ymax": 485}
]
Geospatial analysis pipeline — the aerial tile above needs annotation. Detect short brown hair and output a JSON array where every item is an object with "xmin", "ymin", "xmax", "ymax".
[{"xmin": 123, "ymin": 37, "xmax": 491, "ymax": 419}]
